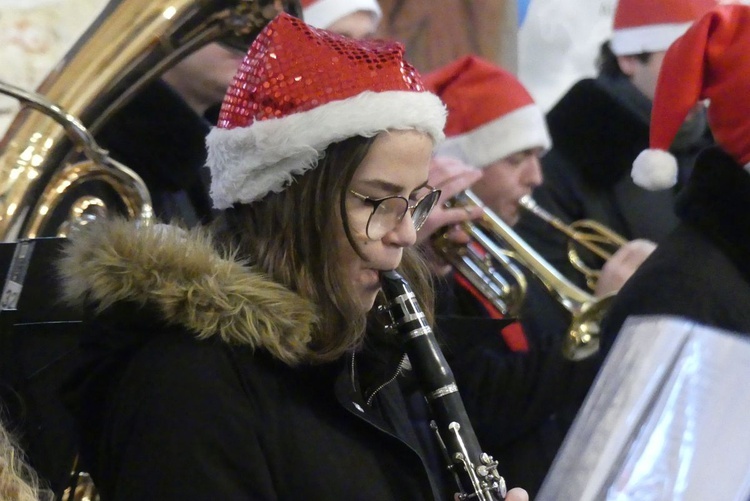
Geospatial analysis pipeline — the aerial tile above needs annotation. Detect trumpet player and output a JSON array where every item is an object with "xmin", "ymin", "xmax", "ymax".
[
  {"xmin": 421, "ymin": 55, "xmax": 656, "ymax": 496},
  {"xmin": 514, "ymin": 0, "xmax": 715, "ymax": 291}
]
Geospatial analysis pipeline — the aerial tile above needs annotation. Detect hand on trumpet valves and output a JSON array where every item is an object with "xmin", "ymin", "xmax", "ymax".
[
  {"xmin": 594, "ymin": 238, "xmax": 657, "ymax": 298},
  {"xmin": 417, "ymin": 155, "xmax": 484, "ymax": 275}
]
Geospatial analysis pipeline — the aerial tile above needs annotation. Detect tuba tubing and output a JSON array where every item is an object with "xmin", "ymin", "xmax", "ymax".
[{"xmin": 0, "ymin": 80, "xmax": 154, "ymax": 238}]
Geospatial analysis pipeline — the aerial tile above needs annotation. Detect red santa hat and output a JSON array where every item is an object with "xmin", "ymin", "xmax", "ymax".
[
  {"xmin": 300, "ymin": 0, "xmax": 382, "ymax": 30},
  {"xmin": 610, "ymin": 0, "xmax": 717, "ymax": 56},
  {"xmin": 205, "ymin": 13, "xmax": 445, "ymax": 209},
  {"xmin": 423, "ymin": 55, "xmax": 550, "ymax": 169},
  {"xmin": 632, "ymin": 4, "xmax": 750, "ymax": 190}
]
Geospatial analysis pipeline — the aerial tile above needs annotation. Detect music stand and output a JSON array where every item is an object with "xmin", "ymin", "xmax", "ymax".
[{"xmin": 538, "ymin": 315, "xmax": 750, "ymax": 500}]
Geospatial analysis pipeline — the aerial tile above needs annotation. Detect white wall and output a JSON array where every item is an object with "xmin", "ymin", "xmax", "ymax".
[{"xmin": 517, "ymin": 0, "xmax": 617, "ymax": 111}]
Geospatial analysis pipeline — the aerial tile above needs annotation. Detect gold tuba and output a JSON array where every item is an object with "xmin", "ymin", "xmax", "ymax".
[
  {"xmin": 434, "ymin": 190, "xmax": 612, "ymax": 361},
  {"xmin": 0, "ymin": 0, "xmax": 301, "ymax": 241}
]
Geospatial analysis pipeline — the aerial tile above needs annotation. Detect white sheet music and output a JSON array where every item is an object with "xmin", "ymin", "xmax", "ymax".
[{"xmin": 539, "ymin": 315, "xmax": 750, "ymax": 501}]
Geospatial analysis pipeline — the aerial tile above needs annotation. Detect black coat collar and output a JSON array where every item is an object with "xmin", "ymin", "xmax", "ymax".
[
  {"xmin": 547, "ymin": 77, "xmax": 711, "ymax": 188},
  {"xmin": 546, "ymin": 78, "xmax": 650, "ymax": 187}
]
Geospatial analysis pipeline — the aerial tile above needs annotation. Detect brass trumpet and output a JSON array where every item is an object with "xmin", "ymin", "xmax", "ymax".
[
  {"xmin": 519, "ymin": 195, "xmax": 628, "ymax": 291},
  {"xmin": 433, "ymin": 190, "xmax": 612, "ymax": 360}
]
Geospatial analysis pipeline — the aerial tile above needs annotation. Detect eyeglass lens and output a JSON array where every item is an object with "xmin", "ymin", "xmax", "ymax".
[
  {"xmin": 412, "ymin": 190, "xmax": 440, "ymax": 230},
  {"xmin": 366, "ymin": 189, "xmax": 441, "ymax": 239}
]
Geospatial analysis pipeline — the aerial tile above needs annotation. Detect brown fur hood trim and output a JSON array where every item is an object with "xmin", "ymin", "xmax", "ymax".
[{"xmin": 57, "ymin": 219, "xmax": 319, "ymax": 366}]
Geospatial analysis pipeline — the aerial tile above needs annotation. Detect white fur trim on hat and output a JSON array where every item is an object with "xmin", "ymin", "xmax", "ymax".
[
  {"xmin": 206, "ymin": 90, "xmax": 446, "ymax": 209},
  {"xmin": 303, "ymin": 0, "xmax": 382, "ymax": 30},
  {"xmin": 435, "ymin": 103, "xmax": 551, "ymax": 169},
  {"xmin": 632, "ymin": 148, "xmax": 678, "ymax": 190},
  {"xmin": 611, "ymin": 22, "xmax": 692, "ymax": 55}
]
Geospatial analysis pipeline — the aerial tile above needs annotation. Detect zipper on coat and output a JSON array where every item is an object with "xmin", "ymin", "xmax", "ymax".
[{"xmin": 364, "ymin": 353, "xmax": 409, "ymax": 407}]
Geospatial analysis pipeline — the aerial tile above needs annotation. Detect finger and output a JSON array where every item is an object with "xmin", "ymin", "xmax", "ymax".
[
  {"xmin": 442, "ymin": 224, "xmax": 472, "ymax": 245},
  {"xmin": 437, "ymin": 206, "xmax": 484, "ymax": 227},
  {"xmin": 430, "ymin": 155, "xmax": 471, "ymax": 177},
  {"xmin": 505, "ymin": 487, "xmax": 529, "ymax": 501},
  {"xmin": 429, "ymin": 156, "xmax": 481, "ymax": 188},
  {"xmin": 435, "ymin": 169, "xmax": 483, "ymax": 200}
]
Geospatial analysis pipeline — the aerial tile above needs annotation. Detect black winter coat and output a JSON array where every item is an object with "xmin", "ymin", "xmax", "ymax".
[
  {"xmin": 600, "ymin": 146, "xmax": 750, "ymax": 355},
  {"xmin": 95, "ymin": 80, "xmax": 214, "ymax": 226},
  {"xmin": 59, "ymin": 222, "xmax": 448, "ymax": 500}
]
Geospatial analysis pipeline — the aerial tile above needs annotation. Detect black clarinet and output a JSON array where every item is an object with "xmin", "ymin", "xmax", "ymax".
[{"xmin": 379, "ymin": 270, "xmax": 506, "ymax": 500}]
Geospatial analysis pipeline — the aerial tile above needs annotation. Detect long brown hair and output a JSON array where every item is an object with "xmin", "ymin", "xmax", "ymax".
[{"xmin": 213, "ymin": 134, "xmax": 435, "ymax": 364}]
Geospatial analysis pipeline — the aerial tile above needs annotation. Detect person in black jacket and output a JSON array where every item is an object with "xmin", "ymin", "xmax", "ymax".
[
  {"xmin": 59, "ymin": 14, "xmax": 529, "ymax": 500},
  {"xmin": 600, "ymin": 3, "xmax": 750, "ymax": 355},
  {"xmin": 515, "ymin": 0, "xmax": 715, "ymax": 290},
  {"xmin": 94, "ymin": 42, "xmax": 246, "ymax": 227}
]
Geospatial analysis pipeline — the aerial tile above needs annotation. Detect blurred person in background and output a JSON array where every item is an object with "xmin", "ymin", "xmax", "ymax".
[
  {"xmin": 515, "ymin": 0, "xmax": 715, "ymax": 290},
  {"xmin": 94, "ymin": 42, "xmax": 244, "ymax": 227},
  {"xmin": 94, "ymin": 0, "xmax": 382, "ymax": 227},
  {"xmin": 301, "ymin": 0, "xmax": 382, "ymax": 38}
]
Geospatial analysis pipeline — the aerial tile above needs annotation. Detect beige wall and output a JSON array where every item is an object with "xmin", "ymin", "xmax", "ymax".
[
  {"xmin": 375, "ymin": 0, "xmax": 517, "ymax": 74},
  {"xmin": 0, "ymin": 0, "xmax": 108, "ymax": 133}
]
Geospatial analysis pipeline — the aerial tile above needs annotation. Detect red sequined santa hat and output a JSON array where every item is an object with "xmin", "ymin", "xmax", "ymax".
[
  {"xmin": 206, "ymin": 13, "xmax": 445, "ymax": 209},
  {"xmin": 300, "ymin": 0, "xmax": 382, "ymax": 30},
  {"xmin": 424, "ymin": 55, "xmax": 550, "ymax": 169},
  {"xmin": 632, "ymin": 4, "xmax": 750, "ymax": 190},
  {"xmin": 610, "ymin": 0, "xmax": 717, "ymax": 56}
]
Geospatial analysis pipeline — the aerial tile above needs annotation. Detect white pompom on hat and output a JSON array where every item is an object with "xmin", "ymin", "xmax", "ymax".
[
  {"xmin": 632, "ymin": 4, "xmax": 750, "ymax": 190},
  {"xmin": 300, "ymin": 0, "xmax": 382, "ymax": 30},
  {"xmin": 423, "ymin": 55, "xmax": 550, "ymax": 169},
  {"xmin": 205, "ymin": 13, "xmax": 445, "ymax": 209},
  {"xmin": 610, "ymin": 0, "xmax": 717, "ymax": 56}
]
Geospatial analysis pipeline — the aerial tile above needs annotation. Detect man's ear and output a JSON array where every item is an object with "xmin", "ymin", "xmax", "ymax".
[{"xmin": 616, "ymin": 55, "xmax": 639, "ymax": 77}]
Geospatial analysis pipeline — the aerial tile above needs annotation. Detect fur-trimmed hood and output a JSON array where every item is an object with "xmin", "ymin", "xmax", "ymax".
[{"xmin": 57, "ymin": 219, "xmax": 319, "ymax": 366}]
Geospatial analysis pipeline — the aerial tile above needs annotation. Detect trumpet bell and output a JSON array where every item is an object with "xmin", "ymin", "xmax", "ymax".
[{"xmin": 564, "ymin": 293, "xmax": 616, "ymax": 361}]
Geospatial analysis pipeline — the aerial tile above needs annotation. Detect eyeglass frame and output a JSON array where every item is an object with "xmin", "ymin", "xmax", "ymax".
[{"xmin": 348, "ymin": 185, "xmax": 442, "ymax": 240}]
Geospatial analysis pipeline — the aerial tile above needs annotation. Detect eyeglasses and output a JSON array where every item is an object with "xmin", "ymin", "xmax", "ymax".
[{"xmin": 349, "ymin": 185, "xmax": 442, "ymax": 240}]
